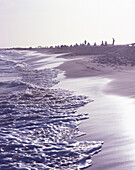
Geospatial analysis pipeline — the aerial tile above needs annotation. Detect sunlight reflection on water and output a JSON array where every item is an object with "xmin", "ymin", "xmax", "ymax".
[
  {"xmin": 119, "ymin": 97, "xmax": 135, "ymax": 139},
  {"xmin": 53, "ymin": 74, "xmax": 135, "ymax": 170}
]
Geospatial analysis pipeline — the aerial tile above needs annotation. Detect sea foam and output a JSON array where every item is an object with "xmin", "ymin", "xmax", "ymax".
[{"xmin": 0, "ymin": 50, "xmax": 103, "ymax": 169}]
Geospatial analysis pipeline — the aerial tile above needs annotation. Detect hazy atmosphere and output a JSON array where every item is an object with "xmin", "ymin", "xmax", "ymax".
[
  {"xmin": 0, "ymin": 0, "xmax": 135, "ymax": 48},
  {"xmin": 1, "ymin": 1, "xmax": 135, "ymax": 169}
]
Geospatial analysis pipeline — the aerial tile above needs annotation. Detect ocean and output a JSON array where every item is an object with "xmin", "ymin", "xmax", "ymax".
[{"xmin": 0, "ymin": 50, "xmax": 103, "ymax": 170}]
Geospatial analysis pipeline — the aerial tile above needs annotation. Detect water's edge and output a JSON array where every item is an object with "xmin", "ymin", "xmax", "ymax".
[
  {"xmin": 0, "ymin": 50, "xmax": 103, "ymax": 169},
  {"xmin": 53, "ymin": 70, "xmax": 135, "ymax": 170}
]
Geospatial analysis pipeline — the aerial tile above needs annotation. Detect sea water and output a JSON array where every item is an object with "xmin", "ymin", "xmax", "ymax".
[{"xmin": 0, "ymin": 50, "xmax": 103, "ymax": 170}]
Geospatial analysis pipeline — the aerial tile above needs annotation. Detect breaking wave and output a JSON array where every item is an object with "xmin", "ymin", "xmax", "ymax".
[{"xmin": 0, "ymin": 49, "xmax": 103, "ymax": 169}]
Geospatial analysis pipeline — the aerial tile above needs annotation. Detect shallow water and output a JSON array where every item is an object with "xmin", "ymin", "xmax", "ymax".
[
  {"xmin": 0, "ymin": 50, "xmax": 103, "ymax": 169},
  {"xmin": 53, "ymin": 75, "xmax": 135, "ymax": 170}
]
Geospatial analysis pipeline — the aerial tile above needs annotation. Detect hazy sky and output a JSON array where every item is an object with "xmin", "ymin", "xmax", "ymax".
[{"xmin": 0, "ymin": 0, "xmax": 135, "ymax": 48}]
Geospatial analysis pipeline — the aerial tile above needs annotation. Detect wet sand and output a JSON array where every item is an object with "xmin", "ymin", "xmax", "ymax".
[{"xmin": 53, "ymin": 75, "xmax": 135, "ymax": 170}]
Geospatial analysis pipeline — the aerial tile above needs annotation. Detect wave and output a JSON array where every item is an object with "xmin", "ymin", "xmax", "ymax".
[
  {"xmin": 0, "ymin": 49, "xmax": 103, "ymax": 169},
  {"xmin": 0, "ymin": 87, "xmax": 103, "ymax": 169}
]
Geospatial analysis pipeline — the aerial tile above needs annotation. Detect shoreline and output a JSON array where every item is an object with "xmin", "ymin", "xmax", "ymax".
[
  {"xmin": 12, "ymin": 44, "xmax": 135, "ymax": 99},
  {"xmin": 32, "ymin": 45, "xmax": 135, "ymax": 99},
  {"xmin": 0, "ymin": 49, "xmax": 104, "ymax": 169},
  {"xmin": 36, "ymin": 47, "xmax": 135, "ymax": 169},
  {"xmin": 55, "ymin": 52, "xmax": 135, "ymax": 99},
  {"xmin": 51, "ymin": 61, "xmax": 135, "ymax": 170}
]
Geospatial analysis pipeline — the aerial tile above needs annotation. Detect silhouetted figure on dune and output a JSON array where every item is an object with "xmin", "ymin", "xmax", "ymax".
[
  {"xmin": 94, "ymin": 42, "xmax": 97, "ymax": 46},
  {"xmin": 112, "ymin": 38, "xmax": 115, "ymax": 45},
  {"xmin": 105, "ymin": 41, "xmax": 107, "ymax": 46},
  {"xmin": 101, "ymin": 41, "xmax": 104, "ymax": 46},
  {"xmin": 84, "ymin": 40, "xmax": 87, "ymax": 45}
]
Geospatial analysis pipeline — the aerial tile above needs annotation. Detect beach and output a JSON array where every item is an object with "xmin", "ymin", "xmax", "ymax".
[
  {"xmin": 1, "ymin": 46, "xmax": 135, "ymax": 169},
  {"xmin": 43, "ymin": 45, "xmax": 134, "ymax": 98},
  {"xmin": 39, "ymin": 45, "xmax": 135, "ymax": 169},
  {"xmin": 1, "ymin": 0, "xmax": 135, "ymax": 169}
]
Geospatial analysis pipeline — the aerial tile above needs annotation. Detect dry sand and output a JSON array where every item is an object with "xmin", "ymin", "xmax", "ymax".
[
  {"xmin": 53, "ymin": 46, "xmax": 135, "ymax": 99},
  {"xmin": 35, "ymin": 45, "xmax": 135, "ymax": 98}
]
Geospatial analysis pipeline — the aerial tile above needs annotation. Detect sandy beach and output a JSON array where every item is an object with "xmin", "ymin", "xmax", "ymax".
[
  {"xmin": 37, "ymin": 45, "xmax": 135, "ymax": 169},
  {"xmin": 35, "ymin": 45, "xmax": 135, "ymax": 99},
  {"xmin": 1, "ymin": 0, "xmax": 135, "ymax": 169},
  {"xmin": 52, "ymin": 46, "xmax": 135, "ymax": 98},
  {"xmin": 1, "ymin": 47, "xmax": 135, "ymax": 169}
]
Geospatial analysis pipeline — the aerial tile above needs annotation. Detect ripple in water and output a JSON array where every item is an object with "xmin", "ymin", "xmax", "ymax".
[{"xmin": 0, "ymin": 50, "xmax": 103, "ymax": 169}]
